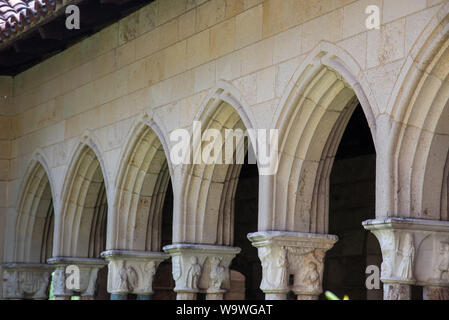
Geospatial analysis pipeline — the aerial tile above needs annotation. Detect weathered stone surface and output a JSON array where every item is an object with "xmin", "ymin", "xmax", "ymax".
[
  {"xmin": 163, "ymin": 244, "xmax": 240, "ymax": 300},
  {"xmin": 2, "ymin": 0, "xmax": 449, "ymax": 301},
  {"xmin": 101, "ymin": 250, "xmax": 169, "ymax": 295}
]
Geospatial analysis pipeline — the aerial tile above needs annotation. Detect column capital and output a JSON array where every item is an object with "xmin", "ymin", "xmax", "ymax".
[
  {"xmin": 47, "ymin": 257, "xmax": 107, "ymax": 298},
  {"xmin": 101, "ymin": 250, "xmax": 169, "ymax": 295},
  {"xmin": 248, "ymin": 231, "xmax": 337, "ymax": 298},
  {"xmin": 363, "ymin": 218, "xmax": 449, "ymax": 289},
  {"xmin": 2, "ymin": 263, "xmax": 53, "ymax": 299},
  {"xmin": 163, "ymin": 244, "xmax": 240, "ymax": 297}
]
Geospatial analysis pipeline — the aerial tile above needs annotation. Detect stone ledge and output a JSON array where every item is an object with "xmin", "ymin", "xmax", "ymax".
[
  {"xmin": 247, "ymin": 231, "xmax": 338, "ymax": 249},
  {"xmin": 163, "ymin": 244, "xmax": 241, "ymax": 255},
  {"xmin": 47, "ymin": 257, "xmax": 107, "ymax": 267},
  {"xmin": 363, "ymin": 218, "xmax": 449, "ymax": 233},
  {"xmin": 101, "ymin": 249, "xmax": 169, "ymax": 261}
]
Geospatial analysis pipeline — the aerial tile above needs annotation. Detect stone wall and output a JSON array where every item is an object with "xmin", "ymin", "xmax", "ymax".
[
  {"xmin": 5, "ymin": 0, "xmax": 445, "ymax": 216},
  {"xmin": 0, "ymin": 76, "xmax": 13, "ymax": 296}
]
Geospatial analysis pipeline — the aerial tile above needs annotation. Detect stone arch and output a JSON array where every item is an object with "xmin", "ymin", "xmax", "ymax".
[
  {"xmin": 268, "ymin": 41, "xmax": 378, "ymax": 233},
  {"xmin": 12, "ymin": 150, "xmax": 55, "ymax": 263},
  {"xmin": 109, "ymin": 112, "xmax": 174, "ymax": 251},
  {"xmin": 386, "ymin": 3, "xmax": 449, "ymax": 220},
  {"xmin": 55, "ymin": 131, "xmax": 109, "ymax": 258},
  {"xmin": 174, "ymin": 81, "xmax": 259, "ymax": 245}
]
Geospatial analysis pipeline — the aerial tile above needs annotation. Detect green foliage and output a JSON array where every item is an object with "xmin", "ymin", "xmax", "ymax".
[
  {"xmin": 48, "ymin": 272, "xmax": 55, "ymax": 300},
  {"xmin": 325, "ymin": 291, "xmax": 349, "ymax": 300}
]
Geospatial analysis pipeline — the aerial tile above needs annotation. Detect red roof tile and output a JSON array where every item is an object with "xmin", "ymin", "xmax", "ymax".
[{"xmin": 0, "ymin": 0, "xmax": 63, "ymax": 43}]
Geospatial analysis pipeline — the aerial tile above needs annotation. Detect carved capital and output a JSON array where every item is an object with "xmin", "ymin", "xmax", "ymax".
[
  {"xmin": 163, "ymin": 244, "xmax": 240, "ymax": 294},
  {"xmin": 248, "ymin": 231, "xmax": 337, "ymax": 296},
  {"xmin": 363, "ymin": 218, "xmax": 449, "ymax": 288},
  {"xmin": 101, "ymin": 250, "xmax": 169, "ymax": 295},
  {"xmin": 48, "ymin": 257, "xmax": 106, "ymax": 298},
  {"xmin": 2, "ymin": 263, "xmax": 53, "ymax": 300}
]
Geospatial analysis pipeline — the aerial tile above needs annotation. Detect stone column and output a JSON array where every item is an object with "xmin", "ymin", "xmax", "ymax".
[
  {"xmin": 363, "ymin": 218, "xmax": 449, "ymax": 300},
  {"xmin": 101, "ymin": 250, "xmax": 169, "ymax": 300},
  {"xmin": 163, "ymin": 244, "xmax": 241, "ymax": 300},
  {"xmin": 248, "ymin": 231, "xmax": 338, "ymax": 300},
  {"xmin": 48, "ymin": 257, "xmax": 107, "ymax": 300},
  {"xmin": 2, "ymin": 263, "xmax": 53, "ymax": 300}
]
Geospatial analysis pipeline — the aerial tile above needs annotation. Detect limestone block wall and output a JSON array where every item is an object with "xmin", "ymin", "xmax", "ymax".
[
  {"xmin": 0, "ymin": 76, "xmax": 13, "ymax": 296},
  {"xmin": 1, "ymin": 0, "xmax": 449, "ymax": 298}
]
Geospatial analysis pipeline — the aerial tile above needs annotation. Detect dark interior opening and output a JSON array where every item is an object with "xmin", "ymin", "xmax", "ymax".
[
  {"xmin": 230, "ymin": 158, "xmax": 262, "ymax": 300},
  {"xmin": 153, "ymin": 181, "xmax": 175, "ymax": 300},
  {"xmin": 322, "ymin": 105, "xmax": 382, "ymax": 300}
]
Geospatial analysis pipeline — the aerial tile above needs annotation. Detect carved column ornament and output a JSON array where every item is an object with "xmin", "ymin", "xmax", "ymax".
[
  {"xmin": 48, "ymin": 257, "xmax": 107, "ymax": 299},
  {"xmin": 248, "ymin": 231, "xmax": 338, "ymax": 300},
  {"xmin": 163, "ymin": 244, "xmax": 240, "ymax": 300},
  {"xmin": 101, "ymin": 250, "xmax": 168, "ymax": 296},
  {"xmin": 2, "ymin": 263, "xmax": 53, "ymax": 299},
  {"xmin": 363, "ymin": 218, "xmax": 449, "ymax": 300}
]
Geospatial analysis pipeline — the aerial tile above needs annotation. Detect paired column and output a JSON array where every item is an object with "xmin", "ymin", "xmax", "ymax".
[
  {"xmin": 363, "ymin": 218, "xmax": 449, "ymax": 300},
  {"xmin": 48, "ymin": 257, "xmax": 107, "ymax": 300},
  {"xmin": 163, "ymin": 244, "xmax": 241, "ymax": 300},
  {"xmin": 248, "ymin": 231, "xmax": 337, "ymax": 300},
  {"xmin": 2, "ymin": 263, "xmax": 53, "ymax": 300},
  {"xmin": 101, "ymin": 250, "xmax": 169, "ymax": 300}
]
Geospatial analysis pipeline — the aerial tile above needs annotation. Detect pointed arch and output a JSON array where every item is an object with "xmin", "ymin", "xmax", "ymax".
[
  {"xmin": 109, "ymin": 112, "xmax": 173, "ymax": 251},
  {"xmin": 174, "ymin": 81, "xmax": 259, "ymax": 245},
  {"xmin": 268, "ymin": 41, "xmax": 378, "ymax": 233},
  {"xmin": 385, "ymin": 3, "xmax": 449, "ymax": 220},
  {"xmin": 12, "ymin": 150, "xmax": 55, "ymax": 263},
  {"xmin": 56, "ymin": 131, "xmax": 109, "ymax": 258}
]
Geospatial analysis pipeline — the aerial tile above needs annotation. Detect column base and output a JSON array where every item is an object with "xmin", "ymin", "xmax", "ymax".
[
  {"xmin": 177, "ymin": 292, "xmax": 197, "ymax": 300},
  {"xmin": 206, "ymin": 292, "xmax": 224, "ymax": 300},
  {"xmin": 110, "ymin": 293, "xmax": 127, "ymax": 300},
  {"xmin": 265, "ymin": 293, "xmax": 287, "ymax": 300},
  {"xmin": 296, "ymin": 294, "xmax": 319, "ymax": 300},
  {"xmin": 136, "ymin": 294, "xmax": 153, "ymax": 300}
]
